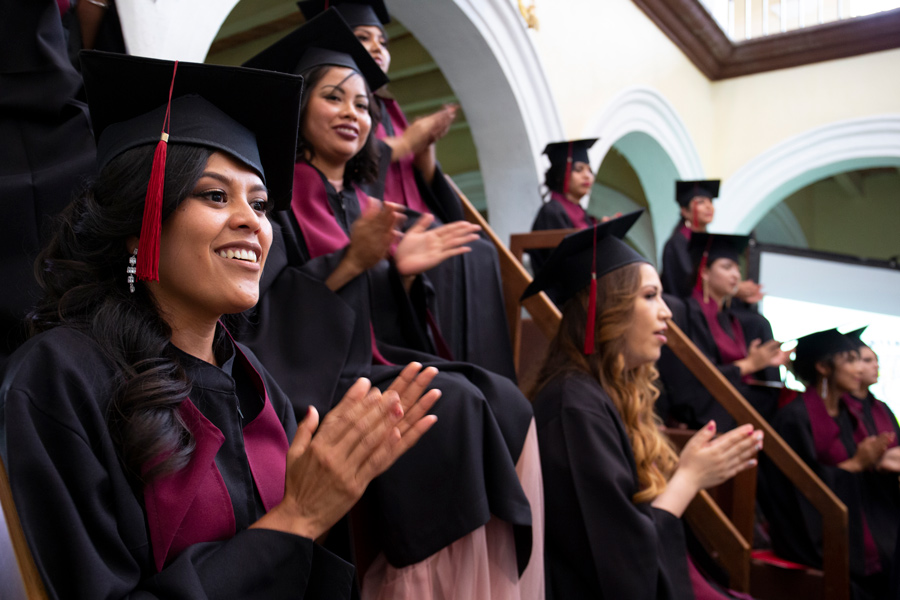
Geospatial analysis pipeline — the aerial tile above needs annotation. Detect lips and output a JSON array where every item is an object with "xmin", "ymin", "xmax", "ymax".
[
  {"xmin": 214, "ymin": 243, "xmax": 262, "ymax": 264},
  {"xmin": 334, "ymin": 125, "xmax": 359, "ymax": 140}
]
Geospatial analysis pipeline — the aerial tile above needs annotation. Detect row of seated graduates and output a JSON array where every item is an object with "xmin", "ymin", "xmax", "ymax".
[
  {"xmin": 229, "ymin": 3, "xmax": 543, "ymax": 597},
  {"xmin": 653, "ymin": 183, "xmax": 900, "ymax": 598},
  {"xmin": 529, "ymin": 163, "xmax": 900, "ymax": 597}
]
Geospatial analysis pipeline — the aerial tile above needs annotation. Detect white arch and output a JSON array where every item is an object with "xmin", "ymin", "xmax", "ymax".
[
  {"xmin": 582, "ymin": 87, "xmax": 704, "ymax": 261},
  {"xmin": 387, "ymin": 0, "xmax": 563, "ymax": 244},
  {"xmin": 716, "ymin": 114, "xmax": 900, "ymax": 233}
]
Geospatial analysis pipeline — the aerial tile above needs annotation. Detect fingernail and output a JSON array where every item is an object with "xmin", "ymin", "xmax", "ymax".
[
  {"xmin": 755, "ymin": 431, "xmax": 764, "ymax": 441},
  {"xmin": 757, "ymin": 442, "xmax": 763, "ymax": 451},
  {"xmin": 707, "ymin": 421, "xmax": 716, "ymax": 431},
  {"xmin": 748, "ymin": 458, "xmax": 758, "ymax": 467}
]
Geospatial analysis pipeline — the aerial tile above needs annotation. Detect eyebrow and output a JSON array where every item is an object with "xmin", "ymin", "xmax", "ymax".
[{"xmin": 198, "ymin": 171, "xmax": 267, "ymax": 194}]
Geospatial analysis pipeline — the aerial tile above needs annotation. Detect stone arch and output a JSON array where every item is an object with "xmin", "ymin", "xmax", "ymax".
[
  {"xmin": 582, "ymin": 87, "xmax": 704, "ymax": 261},
  {"xmin": 715, "ymin": 114, "xmax": 900, "ymax": 233},
  {"xmin": 387, "ymin": 0, "xmax": 564, "ymax": 243}
]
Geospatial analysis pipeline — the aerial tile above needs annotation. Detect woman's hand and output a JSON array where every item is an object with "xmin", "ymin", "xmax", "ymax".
[
  {"xmin": 393, "ymin": 214, "xmax": 481, "ymax": 277},
  {"xmin": 839, "ymin": 432, "xmax": 894, "ymax": 472},
  {"xmin": 325, "ymin": 201, "xmax": 405, "ymax": 291},
  {"xmin": 652, "ymin": 421, "xmax": 762, "ymax": 517},
  {"xmin": 734, "ymin": 279, "xmax": 764, "ymax": 304},
  {"xmin": 877, "ymin": 444, "xmax": 900, "ymax": 472},
  {"xmin": 736, "ymin": 339, "xmax": 790, "ymax": 375},
  {"xmin": 384, "ymin": 104, "xmax": 458, "ymax": 163},
  {"xmin": 252, "ymin": 365, "xmax": 440, "ymax": 540}
]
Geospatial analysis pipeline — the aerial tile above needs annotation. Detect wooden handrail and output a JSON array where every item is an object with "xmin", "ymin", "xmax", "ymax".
[
  {"xmin": 686, "ymin": 490, "xmax": 752, "ymax": 591},
  {"xmin": 0, "ymin": 458, "xmax": 48, "ymax": 600},
  {"xmin": 665, "ymin": 322, "xmax": 850, "ymax": 600}
]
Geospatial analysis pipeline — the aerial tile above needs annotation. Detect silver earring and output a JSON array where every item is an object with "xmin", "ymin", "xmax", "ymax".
[
  {"xmin": 820, "ymin": 376, "xmax": 828, "ymax": 399},
  {"xmin": 127, "ymin": 248, "xmax": 137, "ymax": 293}
]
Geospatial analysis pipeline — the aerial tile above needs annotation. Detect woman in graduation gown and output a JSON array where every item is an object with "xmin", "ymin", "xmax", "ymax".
[
  {"xmin": 296, "ymin": 0, "xmax": 517, "ymax": 379},
  {"xmin": 241, "ymin": 11, "xmax": 542, "ymax": 599},
  {"xmin": 524, "ymin": 211, "xmax": 763, "ymax": 599},
  {"xmin": 661, "ymin": 233, "xmax": 788, "ymax": 429},
  {"xmin": 528, "ymin": 138, "xmax": 599, "ymax": 273},
  {"xmin": 660, "ymin": 181, "xmax": 764, "ymax": 308},
  {"xmin": 761, "ymin": 328, "xmax": 900, "ymax": 599},
  {"xmin": 0, "ymin": 51, "xmax": 440, "ymax": 600}
]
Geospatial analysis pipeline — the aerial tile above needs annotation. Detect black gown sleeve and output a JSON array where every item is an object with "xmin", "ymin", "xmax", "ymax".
[
  {"xmin": 537, "ymin": 374, "xmax": 693, "ymax": 600},
  {"xmin": 528, "ymin": 201, "xmax": 574, "ymax": 273},
  {"xmin": 660, "ymin": 231, "xmax": 693, "ymax": 299},
  {"xmin": 760, "ymin": 400, "xmax": 870, "ymax": 576},
  {"xmin": 0, "ymin": 328, "xmax": 354, "ymax": 600}
]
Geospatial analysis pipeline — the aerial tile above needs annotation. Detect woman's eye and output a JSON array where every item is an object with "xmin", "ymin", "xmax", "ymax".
[
  {"xmin": 356, "ymin": 102, "xmax": 369, "ymax": 111},
  {"xmin": 250, "ymin": 199, "xmax": 269, "ymax": 213},
  {"xmin": 198, "ymin": 190, "xmax": 226, "ymax": 203}
]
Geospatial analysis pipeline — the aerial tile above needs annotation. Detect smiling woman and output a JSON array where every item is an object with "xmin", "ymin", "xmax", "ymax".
[{"xmin": 0, "ymin": 51, "xmax": 440, "ymax": 600}]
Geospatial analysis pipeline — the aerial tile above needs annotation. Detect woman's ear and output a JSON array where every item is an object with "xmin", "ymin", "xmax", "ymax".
[
  {"xmin": 126, "ymin": 236, "xmax": 139, "ymax": 255},
  {"xmin": 679, "ymin": 206, "xmax": 691, "ymax": 222},
  {"xmin": 814, "ymin": 360, "xmax": 831, "ymax": 378}
]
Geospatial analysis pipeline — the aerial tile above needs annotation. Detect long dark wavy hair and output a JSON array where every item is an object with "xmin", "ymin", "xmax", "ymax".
[
  {"xmin": 29, "ymin": 143, "xmax": 213, "ymax": 486},
  {"xmin": 528, "ymin": 263, "xmax": 678, "ymax": 503},
  {"xmin": 295, "ymin": 64, "xmax": 381, "ymax": 186},
  {"xmin": 543, "ymin": 164, "xmax": 566, "ymax": 197}
]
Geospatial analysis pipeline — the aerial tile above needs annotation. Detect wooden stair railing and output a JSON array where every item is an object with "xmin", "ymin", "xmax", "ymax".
[
  {"xmin": 0, "ymin": 458, "xmax": 48, "ymax": 600},
  {"xmin": 469, "ymin": 219, "xmax": 850, "ymax": 600}
]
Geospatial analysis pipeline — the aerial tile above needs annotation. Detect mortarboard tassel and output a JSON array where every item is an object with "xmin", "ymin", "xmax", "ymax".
[
  {"xmin": 584, "ymin": 224, "xmax": 598, "ymax": 355},
  {"xmin": 136, "ymin": 61, "xmax": 178, "ymax": 282},
  {"xmin": 562, "ymin": 142, "xmax": 573, "ymax": 197},
  {"xmin": 693, "ymin": 234, "xmax": 714, "ymax": 296}
]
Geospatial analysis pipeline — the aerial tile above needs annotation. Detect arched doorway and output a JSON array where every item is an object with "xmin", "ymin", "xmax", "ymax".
[
  {"xmin": 715, "ymin": 114, "xmax": 900, "ymax": 233},
  {"xmin": 583, "ymin": 87, "xmax": 705, "ymax": 262}
]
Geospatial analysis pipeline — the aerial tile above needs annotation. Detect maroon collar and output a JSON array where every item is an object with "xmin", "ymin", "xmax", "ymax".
[
  {"xmin": 143, "ymin": 342, "xmax": 289, "ymax": 572},
  {"xmin": 550, "ymin": 191, "xmax": 593, "ymax": 230}
]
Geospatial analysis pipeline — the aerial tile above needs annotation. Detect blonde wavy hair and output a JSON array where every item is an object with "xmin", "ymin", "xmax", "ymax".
[{"xmin": 529, "ymin": 263, "xmax": 678, "ymax": 503}]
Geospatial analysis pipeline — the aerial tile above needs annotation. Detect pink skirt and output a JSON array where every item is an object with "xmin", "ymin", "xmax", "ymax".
[{"xmin": 361, "ymin": 419, "xmax": 545, "ymax": 600}]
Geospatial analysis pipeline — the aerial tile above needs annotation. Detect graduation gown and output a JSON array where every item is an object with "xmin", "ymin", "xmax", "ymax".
[
  {"xmin": 236, "ymin": 163, "xmax": 534, "ymax": 573},
  {"xmin": 528, "ymin": 192, "xmax": 596, "ymax": 274},
  {"xmin": 364, "ymin": 96, "xmax": 517, "ymax": 380},
  {"xmin": 658, "ymin": 294, "xmax": 779, "ymax": 430},
  {"xmin": 534, "ymin": 371, "xmax": 694, "ymax": 600},
  {"xmin": 660, "ymin": 225, "xmax": 693, "ymax": 300},
  {"xmin": 0, "ymin": 0, "xmax": 97, "ymax": 363},
  {"xmin": 0, "ymin": 325, "xmax": 354, "ymax": 600},
  {"xmin": 760, "ymin": 391, "xmax": 900, "ymax": 594}
]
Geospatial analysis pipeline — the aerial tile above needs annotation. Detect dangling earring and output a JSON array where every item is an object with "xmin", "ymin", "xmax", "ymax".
[
  {"xmin": 820, "ymin": 376, "xmax": 828, "ymax": 399},
  {"xmin": 702, "ymin": 278, "xmax": 709, "ymax": 304},
  {"xmin": 127, "ymin": 248, "xmax": 137, "ymax": 293}
]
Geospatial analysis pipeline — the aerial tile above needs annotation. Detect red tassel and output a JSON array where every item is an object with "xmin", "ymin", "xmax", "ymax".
[
  {"xmin": 136, "ymin": 61, "xmax": 178, "ymax": 283},
  {"xmin": 136, "ymin": 137, "xmax": 167, "ymax": 281},
  {"xmin": 562, "ymin": 142, "xmax": 573, "ymax": 197},
  {"xmin": 693, "ymin": 235, "xmax": 714, "ymax": 294},
  {"xmin": 584, "ymin": 275, "xmax": 597, "ymax": 355}
]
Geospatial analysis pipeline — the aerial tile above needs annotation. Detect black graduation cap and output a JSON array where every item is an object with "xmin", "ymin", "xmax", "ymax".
[
  {"xmin": 676, "ymin": 180, "xmax": 720, "ymax": 208},
  {"xmin": 243, "ymin": 9, "xmax": 388, "ymax": 93},
  {"xmin": 845, "ymin": 326, "xmax": 869, "ymax": 348},
  {"xmin": 297, "ymin": 0, "xmax": 389, "ymax": 28},
  {"xmin": 80, "ymin": 50, "xmax": 303, "ymax": 281},
  {"xmin": 792, "ymin": 328, "xmax": 858, "ymax": 383},
  {"xmin": 543, "ymin": 139, "xmax": 598, "ymax": 171},
  {"xmin": 522, "ymin": 210, "xmax": 648, "ymax": 305},
  {"xmin": 688, "ymin": 233, "xmax": 750, "ymax": 270}
]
